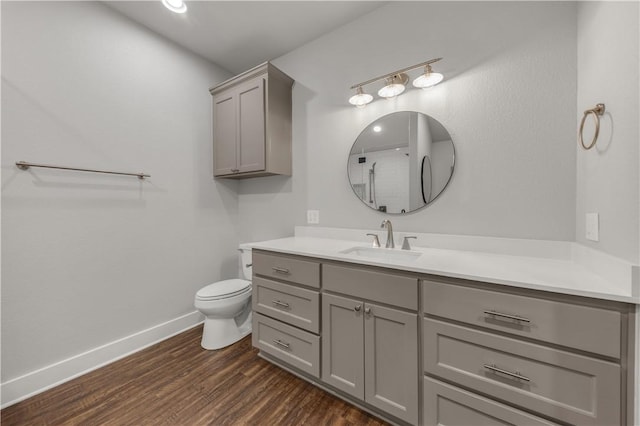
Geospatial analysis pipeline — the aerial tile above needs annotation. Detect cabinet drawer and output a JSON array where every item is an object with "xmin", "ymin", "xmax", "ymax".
[
  {"xmin": 253, "ymin": 251, "xmax": 320, "ymax": 288},
  {"xmin": 324, "ymin": 264, "xmax": 418, "ymax": 310},
  {"xmin": 252, "ymin": 277, "xmax": 319, "ymax": 333},
  {"xmin": 423, "ymin": 318, "xmax": 621, "ymax": 426},
  {"xmin": 423, "ymin": 279, "xmax": 622, "ymax": 358},
  {"xmin": 252, "ymin": 313, "xmax": 320, "ymax": 377},
  {"xmin": 424, "ymin": 377, "xmax": 558, "ymax": 426}
]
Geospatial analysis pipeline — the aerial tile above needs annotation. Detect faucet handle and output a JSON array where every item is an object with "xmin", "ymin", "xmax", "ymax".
[
  {"xmin": 366, "ymin": 233, "xmax": 381, "ymax": 248},
  {"xmin": 401, "ymin": 236, "xmax": 417, "ymax": 250}
]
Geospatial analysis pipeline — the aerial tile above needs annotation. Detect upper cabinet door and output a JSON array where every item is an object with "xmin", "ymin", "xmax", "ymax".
[
  {"xmin": 212, "ymin": 92, "xmax": 237, "ymax": 176},
  {"xmin": 236, "ymin": 77, "xmax": 266, "ymax": 173}
]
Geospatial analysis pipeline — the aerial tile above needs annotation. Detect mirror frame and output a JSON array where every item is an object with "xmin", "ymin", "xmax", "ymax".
[{"xmin": 347, "ymin": 111, "xmax": 455, "ymax": 215}]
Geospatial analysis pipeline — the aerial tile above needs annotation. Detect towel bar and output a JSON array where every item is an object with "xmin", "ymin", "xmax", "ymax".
[{"xmin": 16, "ymin": 161, "xmax": 150, "ymax": 179}]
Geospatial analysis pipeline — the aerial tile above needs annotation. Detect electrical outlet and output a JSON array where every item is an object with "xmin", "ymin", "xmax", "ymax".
[
  {"xmin": 586, "ymin": 213, "xmax": 599, "ymax": 241},
  {"xmin": 307, "ymin": 210, "xmax": 320, "ymax": 224}
]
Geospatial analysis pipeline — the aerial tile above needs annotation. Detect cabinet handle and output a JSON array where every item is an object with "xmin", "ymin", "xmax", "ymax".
[
  {"xmin": 231, "ymin": 168, "xmax": 240, "ymax": 173},
  {"xmin": 483, "ymin": 364, "xmax": 530, "ymax": 382},
  {"xmin": 484, "ymin": 310, "xmax": 530, "ymax": 324},
  {"xmin": 272, "ymin": 267, "xmax": 290, "ymax": 275},
  {"xmin": 273, "ymin": 339, "xmax": 290, "ymax": 350},
  {"xmin": 272, "ymin": 300, "xmax": 290, "ymax": 309},
  {"xmin": 364, "ymin": 307, "xmax": 372, "ymax": 315},
  {"xmin": 354, "ymin": 305, "xmax": 362, "ymax": 312}
]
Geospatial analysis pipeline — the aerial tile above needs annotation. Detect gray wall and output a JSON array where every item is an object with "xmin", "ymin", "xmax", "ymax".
[
  {"xmin": 576, "ymin": 2, "xmax": 639, "ymax": 264},
  {"xmin": 1, "ymin": 1, "xmax": 237, "ymax": 381},
  {"xmin": 240, "ymin": 2, "xmax": 579, "ymax": 243}
]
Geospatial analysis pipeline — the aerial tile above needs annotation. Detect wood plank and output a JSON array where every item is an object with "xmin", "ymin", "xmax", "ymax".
[{"xmin": 1, "ymin": 325, "xmax": 388, "ymax": 425}]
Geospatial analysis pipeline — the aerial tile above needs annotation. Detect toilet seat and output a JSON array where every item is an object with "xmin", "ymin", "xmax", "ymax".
[{"xmin": 196, "ymin": 279, "xmax": 251, "ymax": 301}]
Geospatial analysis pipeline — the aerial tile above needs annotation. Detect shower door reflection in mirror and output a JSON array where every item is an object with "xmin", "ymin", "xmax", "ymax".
[{"xmin": 347, "ymin": 111, "xmax": 455, "ymax": 214}]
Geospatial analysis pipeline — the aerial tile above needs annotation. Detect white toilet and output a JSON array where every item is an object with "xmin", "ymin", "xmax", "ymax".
[{"xmin": 194, "ymin": 247, "xmax": 252, "ymax": 350}]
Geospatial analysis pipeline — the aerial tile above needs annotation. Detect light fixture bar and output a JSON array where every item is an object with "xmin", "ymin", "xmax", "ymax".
[{"xmin": 350, "ymin": 57, "xmax": 442, "ymax": 89}]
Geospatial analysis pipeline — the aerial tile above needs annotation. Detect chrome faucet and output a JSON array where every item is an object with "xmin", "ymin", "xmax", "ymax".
[{"xmin": 380, "ymin": 220, "xmax": 394, "ymax": 248}]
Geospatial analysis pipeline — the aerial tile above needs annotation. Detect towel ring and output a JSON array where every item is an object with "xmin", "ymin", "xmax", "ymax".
[{"xmin": 579, "ymin": 103, "xmax": 605, "ymax": 150}]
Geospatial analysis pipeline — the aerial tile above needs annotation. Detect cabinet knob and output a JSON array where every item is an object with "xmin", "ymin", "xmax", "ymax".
[
  {"xmin": 364, "ymin": 307, "xmax": 372, "ymax": 315},
  {"xmin": 354, "ymin": 305, "xmax": 362, "ymax": 312}
]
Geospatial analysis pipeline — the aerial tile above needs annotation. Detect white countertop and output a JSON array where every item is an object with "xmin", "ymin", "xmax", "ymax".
[{"xmin": 245, "ymin": 229, "xmax": 640, "ymax": 304}]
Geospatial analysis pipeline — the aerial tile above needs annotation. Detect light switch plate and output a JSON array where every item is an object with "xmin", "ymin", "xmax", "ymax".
[
  {"xmin": 307, "ymin": 210, "xmax": 320, "ymax": 224},
  {"xmin": 586, "ymin": 213, "xmax": 599, "ymax": 241}
]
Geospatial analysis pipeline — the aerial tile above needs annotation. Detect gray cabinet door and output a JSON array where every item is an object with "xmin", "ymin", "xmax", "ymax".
[
  {"xmin": 212, "ymin": 91, "xmax": 237, "ymax": 176},
  {"xmin": 364, "ymin": 303, "xmax": 418, "ymax": 424},
  {"xmin": 236, "ymin": 77, "xmax": 265, "ymax": 173},
  {"xmin": 322, "ymin": 293, "xmax": 364, "ymax": 399}
]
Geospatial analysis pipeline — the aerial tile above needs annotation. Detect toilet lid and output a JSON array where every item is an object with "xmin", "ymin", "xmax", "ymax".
[{"xmin": 196, "ymin": 279, "xmax": 251, "ymax": 301}]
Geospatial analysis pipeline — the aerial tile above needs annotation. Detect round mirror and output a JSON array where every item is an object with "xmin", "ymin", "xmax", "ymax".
[{"xmin": 347, "ymin": 111, "xmax": 455, "ymax": 214}]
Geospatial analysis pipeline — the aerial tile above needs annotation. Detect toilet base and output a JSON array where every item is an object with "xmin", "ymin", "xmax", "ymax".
[{"xmin": 200, "ymin": 312, "xmax": 252, "ymax": 350}]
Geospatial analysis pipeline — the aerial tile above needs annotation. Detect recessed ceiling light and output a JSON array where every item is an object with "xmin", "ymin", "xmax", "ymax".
[
  {"xmin": 373, "ymin": 126, "xmax": 382, "ymax": 133},
  {"xmin": 162, "ymin": 0, "xmax": 187, "ymax": 14}
]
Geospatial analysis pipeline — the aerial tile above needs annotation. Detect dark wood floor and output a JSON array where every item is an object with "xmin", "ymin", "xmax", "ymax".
[{"xmin": 1, "ymin": 325, "xmax": 388, "ymax": 425}]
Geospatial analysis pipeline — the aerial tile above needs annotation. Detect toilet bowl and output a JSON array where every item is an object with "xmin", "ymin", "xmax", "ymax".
[{"xmin": 194, "ymin": 247, "xmax": 252, "ymax": 350}]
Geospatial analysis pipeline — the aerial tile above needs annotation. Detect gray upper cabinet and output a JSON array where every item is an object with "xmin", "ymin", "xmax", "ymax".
[{"xmin": 210, "ymin": 62, "xmax": 293, "ymax": 179}]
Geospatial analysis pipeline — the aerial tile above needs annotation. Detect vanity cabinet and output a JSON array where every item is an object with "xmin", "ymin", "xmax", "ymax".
[
  {"xmin": 422, "ymin": 278, "xmax": 631, "ymax": 426},
  {"xmin": 250, "ymin": 248, "xmax": 635, "ymax": 426},
  {"xmin": 322, "ymin": 264, "xmax": 419, "ymax": 425},
  {"xmin": 209, "ymin": 62, "xmax": 293, "ymax": 179}
]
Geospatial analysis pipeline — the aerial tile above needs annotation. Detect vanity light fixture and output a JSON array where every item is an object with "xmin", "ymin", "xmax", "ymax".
[
  {"xmin": 348, "ymin": 86, "xmax": 373, "ymax": 108},
  {"xmin": 349, "ymin": 57, "xmax": 443, "ymax": 107},
  {"xmin": 162, "ymin": 0, "xmax": 187, "ymax": 14}
]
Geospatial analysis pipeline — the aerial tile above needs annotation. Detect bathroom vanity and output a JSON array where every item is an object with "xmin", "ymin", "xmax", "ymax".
[{"xmin": 249, "ymin": 232, "xmax": 638, "ymax": 426}]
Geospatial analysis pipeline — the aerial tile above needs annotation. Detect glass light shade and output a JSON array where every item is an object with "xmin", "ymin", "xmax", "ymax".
[
  {"xmin": 349, "ymin": 87, "xmax": 373, "ymax": 108},
  {"xmin": 413, "ymin": 71, "xmax": 443, "ymax": 88},
  {"xmin": 378, "ymin": 83, "xmax": 405, "ymax": 99},
  {"xmin": 377, "ymin": 74, "xmax": 408, "ymax": 99},
  {"xmin": 162, "ymin": 0, "xmax": 187, "ymax": 13}
]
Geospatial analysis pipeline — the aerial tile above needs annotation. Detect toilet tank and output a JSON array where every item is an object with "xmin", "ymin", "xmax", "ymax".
[{"xmin": 239, "ymin": 247, "xmax": 252, "ymax": 280}]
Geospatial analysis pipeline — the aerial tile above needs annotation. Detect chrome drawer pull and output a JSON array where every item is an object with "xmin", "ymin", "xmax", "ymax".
[
  {"xmin": 483, "ymin": 364, "xmax": 530, "ymax": 382},
  {"xmin": 484, "ymin": 310, "xmax": 531, "ymax": 323},
  {"xmin": 272, "ymin": 300, "xmax": 290, "ymax": 309},
  {"xmin": 273, "ymin": 339, "xmax": 290, "ymax": 349},
  {"xmin": 272, "ymin": 267, "xmax": 290, "ymax": 275}
]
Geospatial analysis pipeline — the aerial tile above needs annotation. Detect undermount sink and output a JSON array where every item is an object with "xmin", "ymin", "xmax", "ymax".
[{"xmin": 340, "ymin": 246, "xmax": 422, "ymax": 262}]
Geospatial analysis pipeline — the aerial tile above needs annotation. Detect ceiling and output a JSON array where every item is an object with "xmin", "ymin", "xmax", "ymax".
[{"xmin": 105, "ymin": 1, "xmax": 385, "ymax": 74}]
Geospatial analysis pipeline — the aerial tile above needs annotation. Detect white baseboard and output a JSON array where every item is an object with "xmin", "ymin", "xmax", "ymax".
[{"xmin": 1, "ymin": 311, "xmax": 203, "ymax": 409}]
